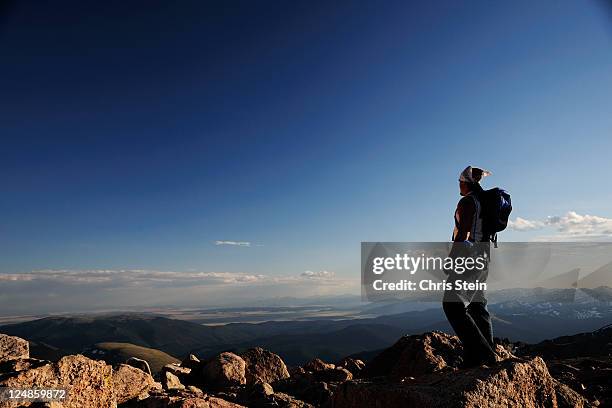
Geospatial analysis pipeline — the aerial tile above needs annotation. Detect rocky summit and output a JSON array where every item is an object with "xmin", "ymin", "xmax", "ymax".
[{"xmin": 0, "ymin": 330, "xmax": 608, "ymax": 407}]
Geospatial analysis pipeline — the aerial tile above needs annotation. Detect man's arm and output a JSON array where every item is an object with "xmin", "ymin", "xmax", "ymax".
[{"xmin": 453, "ymin": 196, "xmax": 475, "ymax": 242}]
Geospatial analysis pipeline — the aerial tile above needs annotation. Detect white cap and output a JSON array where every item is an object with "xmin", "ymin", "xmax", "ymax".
[{"xmin": 459, "ymin": 166, "xmax": 491, "ymax": 183}]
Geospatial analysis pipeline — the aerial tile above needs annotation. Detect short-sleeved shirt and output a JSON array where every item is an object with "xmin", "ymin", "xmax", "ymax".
[{"xmin": 453, "ymin": 194, "xmax": 480, "ymax": 242}]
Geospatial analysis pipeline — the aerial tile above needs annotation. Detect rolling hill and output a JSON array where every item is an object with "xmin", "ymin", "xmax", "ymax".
[{"xmin": 84, "ymin": 342, "xmax": 179, "ymax": 373}]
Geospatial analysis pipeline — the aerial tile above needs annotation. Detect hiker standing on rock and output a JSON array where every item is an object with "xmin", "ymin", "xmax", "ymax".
[{"xmin": 443, "ymin": 166, "xmax": 501, "ymax": 368}]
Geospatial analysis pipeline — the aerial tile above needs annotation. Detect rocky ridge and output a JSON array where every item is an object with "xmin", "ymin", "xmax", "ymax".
[{"xmin": 0, "ymin": 330, "xmax": 606, "ymax": 407}]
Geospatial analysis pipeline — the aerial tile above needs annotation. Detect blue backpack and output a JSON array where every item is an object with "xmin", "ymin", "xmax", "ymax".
[{"xmin": 478, "ymin": 188, "xmax": 512, "ymax": 247}]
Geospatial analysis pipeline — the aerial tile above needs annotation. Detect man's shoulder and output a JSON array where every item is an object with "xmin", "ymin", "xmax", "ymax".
[{"xmin": 457, "ymin": 195, "xmax": 477, "ymax": 210}]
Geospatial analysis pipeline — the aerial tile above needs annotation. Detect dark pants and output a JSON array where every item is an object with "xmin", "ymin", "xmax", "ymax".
[{"xmin": 443, "ymin": 292, "xmax": 497, "ymax": 366}]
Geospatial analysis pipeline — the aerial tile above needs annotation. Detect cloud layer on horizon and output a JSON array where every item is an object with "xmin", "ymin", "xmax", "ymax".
[
  {"xmin": 0, "ymin": 269, "xmax": 358, "ymax": 315},
  {"xmin": 509, "ymin": 211, "xmax": 612, "ymax": 240}
]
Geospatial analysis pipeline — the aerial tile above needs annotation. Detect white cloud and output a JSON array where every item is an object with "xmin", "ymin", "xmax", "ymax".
[
  {"xmin": 509, "ymin": 211, "xmax": 612, "ymax": 240},
  {"xmin": 508, "ymin": 217, "xmax": 546, "ymax": 231},
  {"xmin": 215, "ymin": 240, "xmax": 252, "ymax": 247},
  {"xmin": 301, "ymin": 270, "xmax": 336, "ymax": 279},
  {"xmin": 546, "ymin": 212, "xmax": 612, "ymax": 236}
]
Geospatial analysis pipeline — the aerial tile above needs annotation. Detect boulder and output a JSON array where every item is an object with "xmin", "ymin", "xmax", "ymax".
[
  {"xmin": 0, "ymin": 333, "xmax": 29, "ymax": 362},
  {"xmin": 553, "ymin": 379, "xmax": 588, "ymax": 408},
  {"xmin": 0, "ymin": 354, "xmax": 115, "ymax": 408},
  {"xmin": 495, "ymin": 344, "xmax": 515, "ymax": 361},
  {"xmin": 240, "ymin": 347, "xmax": 290, "ymax": 385},
  {"xmin": 264, "ymin": 392, "xmax": 315, "ymax": 408},
  {"xmin": 362, "ymin": 331, "xmax": 462, "ymax": 378},
  {"xmin": 206, "ymin": 396, "xmax": 246, "ymax": 408},
  {"xmin": 163, "ymin": 363, "xmax": 192, "ymax": 385},
  {"xmin": 455, "ymin": 357, "xmax": 565, "ymax": 408},
  {"xmin": 0, "ymin": 357, "xmax": 48, "ymax": 375},
  {"xmin": 300, "ymin": 381, "xmax": 332, "ymax": 406},
  {"xmin": 303, "ymin": 358, "xmax": 335, "ymax": 372},
  {"xmin": 248, "ymin": 381, "xmax": 274, "ymax": 399},
  {"xmin": 546, "ymin": 357, "xmax": 611, "ymax": 406},
  {"xmin": 336, "ymin": 358, "xmax": 365, "ymax": 376},
  {"xmin": 246, "ymin": 392, "xmax": 314, "ymax": 408},
  {"xmin": 187, "ymin": 385, "xmax": 204, "ymax": 394},
  {"xmin": 132, "ymin": 389, "xmax": 246, "ymax": 408},
  {"xmin": 274, "ymin": 369, "xmax": 341, "ymax": 405},
  {"xmin": 297, "ymin": 358, "xmax": 353, "ymax": 384},
  {"xmin": 202, "ymin": 352, "xmax": 246, "ymax": 386},
  {"xmin": 181, "ymin": 354, "xmax": 201, "ymax": 371},
  {"xmin": 126, "ymin": 357, "xmax": 153, "ymax": 376},
  {"xmin": 332, "ymin": 357, "xmax": 588, "ymax": 408},
  {"xmin": 113, "ymin": 363, "xmax": 157, "ymax": 404},
  {"xmin": 163, "ymin": 363, "xmax": 191, "ymax": 376},
  {"xmin": 162, "ymin": 370, "xmax": 186, "ymax": 390},
  {"xmin": 309, "ymin": 367, "xmax": 352, "ymax": 383},
  {"xmin": 289, "ymin": 366, "xmax": 306, "ymax": 376}
]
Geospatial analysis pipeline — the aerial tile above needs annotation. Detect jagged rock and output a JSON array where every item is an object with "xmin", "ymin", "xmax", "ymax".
[
  {"xmin": 181, "ymin": 354, "xmax": 201, "ymax": 371},
  {"xmin": 187, "ymin": 385, "xmax": 204, "ymax": 394},
  {"xmin": 303, "ymin": 358, "xmax": 335, "ymax": 372},
  {"xmin": 206, "ymin": 396, "xmax": 246, "ymax": 408},
  {"xmin": 213, "ymin": 388, "xmax": 241, "ymax": 405},
  {"xmin": 274, "ymin": 370, "xmax": 337, "ymax": 405},
  {"xmin": 241, "ymin": 347, "xmax": 290, "ymax": 385},
  {"xmin": 132, "ymin": 389, "xmax": 246, "ymax": 407},
  {"xmin": 332, "ymin": 357, "xmax": 588, "ymax": 408},
  {"xmin": 0, "ymin": 333, "xmax": 29, "ymax": 362},
  {"xmin": 300, "ymin": 381, "xmax": 332, "ymax": 406},
  {"xmin": 297, "ymin": 360, "xmax": 353, "ymax": 384},
  {"xmin": 113, "ymin": 363, "xmax": 157, "ymax": 404},
  {"xmin": 202, "ymin": 352, "xmax": 246, "ymax": 386},
  {"xmin": 164, "ymin": 364, "xmax": 191, "ymax": 376},
  {"xmin": 285, "ymin": 357, "xmax": 350, "ymax": 398},
  {"xmin": 362, "ymin": 331, "xmax": 462, "ymax": 378},
  {"xmin": 127, "ymin": 357, "xmax": 153, "ymax": 376},
  {"xmin": 495, "ymin": 344, "xmax": 515, "ymax": 361},
  {"xmin": 162, "ymin": 370, "xmax": 186, "ymax": 390},
  {"xmin": 316, "ymin": 367, "xmax": 352, "ymax": 383},
  {"xmin": 289, "ymin": 366, "xmax": 306, "ymax": 376},
  {"xmin": 455, "ymin": 357, "xmax": 573, "ymax": 408},
  {"xmin": 336, "ymin": 358, "xmax": 365, "ymax": 376},
  {"xmin": 546, "ymin": 357, "xmax": 611, "ymax": 405},
  {"xmin": 249, "ymin": 381, "xmax": 274, "ymax": 398},
  {"xmin": 265, "ymin": 392, "xmax": 315, "ymax": 408},
  {"xmin": 0, "ymin": 357, "xmax": 48, "ymax": 374},
  {"xmin": 0, "ymin": 354, "xmax": 115, "ymax": 408},
  {"xmin": 163, "ymin": 363, "xmax": 192, "ymax": 385},
  {"xmin": 554, "ymin": 379, "xmax": 588, "ymax": 408},
  {"xmin": 241, "ymin": 381, "xmax": 276, "ymax": 406},
  {"xmin": 272, "ymin": 357, "xmax": 349, "ymax": 406}
]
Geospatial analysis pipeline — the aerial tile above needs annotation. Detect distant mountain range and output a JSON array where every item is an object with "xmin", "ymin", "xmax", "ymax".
[{"xmin": 1, "ymin": 287, "xmax": 610, "ymax": 366}]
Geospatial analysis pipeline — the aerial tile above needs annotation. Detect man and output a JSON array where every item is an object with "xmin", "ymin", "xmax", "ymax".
[{"xmin": 443, "ymin": 166, "xmax": 498, "ymax": 368}]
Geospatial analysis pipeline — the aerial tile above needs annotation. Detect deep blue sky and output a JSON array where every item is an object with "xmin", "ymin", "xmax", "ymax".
[{"xmin": 1, "ymin": 0, "xmax": 612, "ymax": 279}]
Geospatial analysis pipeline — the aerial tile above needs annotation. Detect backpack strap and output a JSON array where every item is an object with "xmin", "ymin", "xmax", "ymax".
[{"xmin": 469, "ymin": 193, "xmax": 483, "ymax": 242}]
